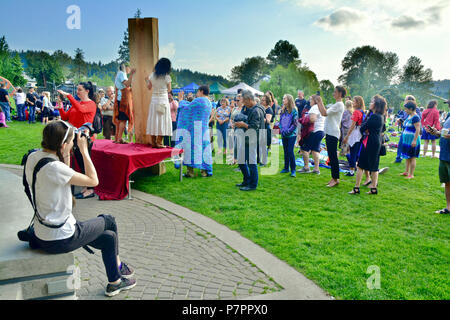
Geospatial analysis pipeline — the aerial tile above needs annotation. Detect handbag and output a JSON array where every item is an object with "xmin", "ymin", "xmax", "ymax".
[{"xmin": 156, "ymin": 104, "xmax": 166, "ymax": 115}]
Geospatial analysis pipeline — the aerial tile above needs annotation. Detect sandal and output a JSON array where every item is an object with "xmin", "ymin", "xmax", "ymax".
[
  {"xmin": 399, "ymin": 172, "xmax": 408, "ymax": 176},
  {"xmin": 348, "ymin": 187, "xmax": 360, "ymax": 195},
  {"xmin": 435, "ymin": 208, "xmax": 450, "ymax": 214},
  {"xmin": 366, "ymin": 188, "xmax": 378, "ymax": 195},
  {"xmin": 363, "ymin": 181, "xmax": 372, "ymax": 187}
]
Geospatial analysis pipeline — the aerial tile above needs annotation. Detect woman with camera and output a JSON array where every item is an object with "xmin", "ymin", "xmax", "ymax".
[
  {"xmin": 57, "ymin": 82, "xmax": 97, "ymax": 199},
  {"xmin": 24, "ymin": 121, "xmax": 136, "ymax": 296}
]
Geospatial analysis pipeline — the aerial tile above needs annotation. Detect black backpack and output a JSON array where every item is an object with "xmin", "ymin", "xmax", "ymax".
[{"xmin": 92, "ymin": 107, "xmax": 103, "ymax": 134}]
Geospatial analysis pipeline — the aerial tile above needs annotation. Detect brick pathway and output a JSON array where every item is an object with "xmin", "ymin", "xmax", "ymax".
[{"xmin": 73, "ymin": 197, "xmax": 281, "ymax": 300}]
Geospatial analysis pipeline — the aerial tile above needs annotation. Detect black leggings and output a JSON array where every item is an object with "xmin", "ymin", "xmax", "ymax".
[
  {"xmin": 34, "ymin": 215, "xmax": 121, "ymax": 283},
  {"xmin": 326, "ymin": 135, "xmax": 340, "ymax": 180}
]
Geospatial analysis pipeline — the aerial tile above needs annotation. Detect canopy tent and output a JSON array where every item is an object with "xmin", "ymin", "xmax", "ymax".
[
  {"xmin": 209, "ymin": 82, "xmax": 228, "ymax": 94},
  {"xmin": 172, "ymin": 82, "xmax": 199, "ymax": 94},
  {"xmin": 220, "ymin": 82, "xmax": 263, "ymax": 96}
]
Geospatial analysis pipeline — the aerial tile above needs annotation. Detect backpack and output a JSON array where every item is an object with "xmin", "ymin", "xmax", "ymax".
[
  {"xmin": 280, "ymin": 110, "xmax": 295, "ymax": 137},
  {"xmin": 92, "ymin": 107, "xmax": 103, "ymax": 134}
]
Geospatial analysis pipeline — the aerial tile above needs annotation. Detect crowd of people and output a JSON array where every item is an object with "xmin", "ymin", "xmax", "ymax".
[{"xmin": 6, "ymin": 56, "xmax": 450, "ymax": 299}]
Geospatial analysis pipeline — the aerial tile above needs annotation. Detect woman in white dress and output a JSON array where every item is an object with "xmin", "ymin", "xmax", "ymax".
[{"xmin": 146, "ymin": 58, "xmax": 172, "ymax": 148}]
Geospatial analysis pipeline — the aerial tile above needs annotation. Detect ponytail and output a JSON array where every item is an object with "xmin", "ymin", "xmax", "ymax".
[{"xmin": 80, "ymin": 81, "xmax": 95, "ymax": 101}]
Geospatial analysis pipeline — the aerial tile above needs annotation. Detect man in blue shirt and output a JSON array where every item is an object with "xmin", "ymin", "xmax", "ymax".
[
  {"xmin": 0, "ymin": 83, "xmax": 11, "ymax": 122},
  {"xmin": 426, "ymin": 99, "xmax": 450, "ymax": 214},
  {"xmin": 295, "ymin": 90, "xmax": 307, "ymax": 117}
]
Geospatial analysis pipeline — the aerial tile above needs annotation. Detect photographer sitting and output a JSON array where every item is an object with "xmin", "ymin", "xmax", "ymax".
[
  {"xmin": 22, "ymin": 121, "xmax": 136, "ymax": 297},
  {"xmin": 57, "ymin": 82, "xmax": 97, "ymax": 199}
]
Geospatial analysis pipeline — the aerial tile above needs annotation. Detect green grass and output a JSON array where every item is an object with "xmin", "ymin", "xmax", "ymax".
[{"xmin": 1, "ymin": 121, "xmax": 449, "ymax": 300}]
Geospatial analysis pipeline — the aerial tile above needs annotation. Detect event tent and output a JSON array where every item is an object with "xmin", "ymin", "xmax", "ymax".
[
  {"xmin": 209, "ymin": 82, "xmax": 228, "ymax": 94},
  {"xmin": 172, "ymin": 82, "xmax": 199, "ymax": 94},
  {"xmin": 220, "ymin": 82, "xmax": 263, "ymax": 96}
]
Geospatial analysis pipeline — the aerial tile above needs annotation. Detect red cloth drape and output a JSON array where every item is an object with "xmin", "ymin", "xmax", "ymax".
[{"xmin": 90, "ymin": 140, "xmax": 183, "ymax": 200}]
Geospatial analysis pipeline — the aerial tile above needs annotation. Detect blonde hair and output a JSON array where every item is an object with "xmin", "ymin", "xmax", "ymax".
[
  {"xmin": 283, "ymin": 94, "xmax": 296, "ymax": 114},
  {"xmin": 405, "ymin": 95, "xmax": 416, "ymax": 102},
  {"xmin": 353, "ymin": 96, "xmax": 365, "ymax": 111},
  {"xmin": 345, "ymin": 100, "xmax": 353, "ymax": 111},
  {"xmin": 220, "ymin": 98, "xmax": 229, "ymax": 107}
]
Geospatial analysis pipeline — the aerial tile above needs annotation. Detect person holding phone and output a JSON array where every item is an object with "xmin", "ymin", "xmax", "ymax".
[
  {"xmin": 426, "ymin": 114, "xmax": 450, "ymax": 214},
  {"xmin": 23, "ymin": 121, "xmax": 137, "ymax": 296}
]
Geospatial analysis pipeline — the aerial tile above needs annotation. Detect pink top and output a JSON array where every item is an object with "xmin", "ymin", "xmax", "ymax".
[
  {"xmin": 421, "ymin": 107, "xmax": 440, "ymax": 130},
  {"xmin": 170, "ymin": 100, "xmax": 178, "ymax": 122},
  {"xmin": 0, "ymin": 112, "xmax": 8, "ymax": 128}
]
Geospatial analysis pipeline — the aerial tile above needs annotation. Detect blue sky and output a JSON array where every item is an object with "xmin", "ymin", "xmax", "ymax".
[{"xmin": 3, "ymin": 0, "xmax": 450, "ymax": 84}]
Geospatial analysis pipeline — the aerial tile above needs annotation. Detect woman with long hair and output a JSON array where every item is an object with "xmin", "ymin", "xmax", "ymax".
[
  {"xmin": 42, "ymin": 92, "xmax": 52, "ymax": 125},
  {"xmin": 349, "ymin": 95, "xmax": 387, "ymax": 195},
  {"xmin": 22, "ymin": 121, "xmax": 136, "ymax": 297},
  {"xmin": 215, "ymin": 98, "xmax": 231, "ymax": 155},
  {"xmin": 57, "ymin": 82, "xmax": 97, "ymax": 199},
  {"xmin": 279, "ymin": 94, "xmax": 298, "ymax": 177},
  {"xmin": 421, "ymin": 100, "xmax": 440, "ymax": 158},
  {"xmin": 146, "ymin": 58, "xmax": 172, "ymax": 148}
]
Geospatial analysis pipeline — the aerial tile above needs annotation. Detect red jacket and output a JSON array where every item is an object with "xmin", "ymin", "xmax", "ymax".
[
  {"xmin": 59, "ymin": 95, "xmax": 97, "ymax": 129},
  {"xmin": 421, "ymin": 107, "xmax": 440, "ymax": 130}
]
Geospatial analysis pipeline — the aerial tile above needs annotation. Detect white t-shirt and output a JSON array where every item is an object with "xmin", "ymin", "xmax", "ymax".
[
  {"xmin": 115, "ymin": 71, "xmax": 128, "ymax": 102},
  {"xmin": 309, "ymin": 104, "xmax": 325, "ymax": 133},
  {"xmin": 15, "ymin": 92, "xmax": 26, "ymax": 105},
  {"xmin": 324, "ymin": 101, "xmax": 345, "ymax": 139},
  {"xmin": 25, "ymin": 151, "xmax": 77, "ymax": 241}
]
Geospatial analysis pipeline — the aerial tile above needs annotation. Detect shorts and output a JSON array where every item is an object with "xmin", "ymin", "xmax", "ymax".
[
  {"xmin": 439, "ymin": 160, "xmax": 450, "ymax": 183},
  {"xmin": 42, "ymin": 107, "xmax": 50, "ymax": 118},
  {"xmin": 301, "ymin": 131, "xmax": 325, "ymax": 153},
  {"xmin": 117, "ymin": 100, "xmax": 129, "ymax": 121}
]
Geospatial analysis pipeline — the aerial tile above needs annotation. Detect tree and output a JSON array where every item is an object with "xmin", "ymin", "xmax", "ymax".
[
  {"xmin": 267, "ymin": 40, "xmax": 301, "ymax": 68},
  {"xmin": 399, "ymin": 56, "xmax": 433, "ymax": 104},
  {"xmin": 230, "ymin": 56, "xmax": 269, "ymax": 85},
  {"xmin": 260, "ymin": 63, "xmax": 319, "ymax": 104},
  {"xmin": 338, "ymin": 45, "xmax": 399, "ymax": 103},
  {"xmin": 72, "ymin": 48, "xmax": 87, "ymax": 83},
  {"xmin": 319, "ymin": 80, "xmax": 335, "ymax": 105},
  {"xmin": 0, "ymin": 36, "xmax": 26, "ymax": 87},
  {"xmin": 25, "ymin": 51, "xmax": 64, "ymax": 87}
]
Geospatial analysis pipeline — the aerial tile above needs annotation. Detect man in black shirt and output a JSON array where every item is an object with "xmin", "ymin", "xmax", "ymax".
[
  {"xmin": 234, "ymin": 90, "xmax": 266, "ymax": 191},
  {"xmin": 26, "ymin": 87, "xmax": 38, "ymax": 123},
  {"xmin": 0, "ymin": 83, "xmax": 11, "ymax": 122}
]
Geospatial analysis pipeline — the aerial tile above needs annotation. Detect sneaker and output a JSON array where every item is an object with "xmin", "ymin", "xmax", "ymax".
[
  {"xmin": 280, "ymin": 169, "xmax": 290, "ymax": 174},
  {"xmin": 345, "ymin": 172, "xmax": 355, "ymax": 177},
  {"xmin": 105, "ymin": 277, "xmax": 137, "ymax": 297},
  {"xmin": 297, "ymin": 167, "xmax": 311, "ymax": 174},
  {"xmin": 312, "ymin": 170, "xmax": 321, "ymax": 175},
  {"xmin": 119, "ymin": 262, "xmax": 135, "ymax": 279},
  {"xmin": 290, "ymin": 172, "xmax": 296, "ymax": 177},
  {"xmin": 379, "ymin": 167, "xmax": 389, "ymax": 175}
]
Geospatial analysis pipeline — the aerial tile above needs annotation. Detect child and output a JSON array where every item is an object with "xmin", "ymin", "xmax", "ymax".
[{"xmin": 0, "ymin": 105, "xmax": 8, "ymax": 128}]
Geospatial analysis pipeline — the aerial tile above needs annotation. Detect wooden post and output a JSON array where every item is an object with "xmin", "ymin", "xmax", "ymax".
[{"xmin": 128, "ymin": 17, "xmax": 159, "ymax": 145}]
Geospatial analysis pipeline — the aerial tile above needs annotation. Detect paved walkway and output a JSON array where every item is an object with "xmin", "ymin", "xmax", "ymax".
[{"xmin": 0, "ymin": 164, "xmax": 331, "ymax": 300}]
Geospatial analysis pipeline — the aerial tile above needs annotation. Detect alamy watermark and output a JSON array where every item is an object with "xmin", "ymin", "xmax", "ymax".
[
  {"xmin": 366, "ymin": 265, "xmax": 381, "ymax": 290},
  {"xmin": 66, "ymin": 5, "xmax": 81, "ymax": 30}
]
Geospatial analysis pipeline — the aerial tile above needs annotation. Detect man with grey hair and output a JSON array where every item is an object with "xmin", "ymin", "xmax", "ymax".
[
  {"xmin": 234, "ymin": 90, "xmax": 266, "ymax": 191},
  {"xmin": 100, "ymin": 86, "xmax": 116, "ymax": 140},
  {"xmin": 0, "ymin": 83, "xmax": 11, "ymax": 122}
]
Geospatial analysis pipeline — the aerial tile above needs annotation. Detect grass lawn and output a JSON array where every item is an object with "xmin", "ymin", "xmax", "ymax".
[{"xmin": 1, "ymin": 121, "xmax": 449, "ymax": 300}]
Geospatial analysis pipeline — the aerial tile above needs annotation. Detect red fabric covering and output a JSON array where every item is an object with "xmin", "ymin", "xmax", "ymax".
[{"xmin": 90, "ymin": 140, "xmax": 183, "ymax": 201}]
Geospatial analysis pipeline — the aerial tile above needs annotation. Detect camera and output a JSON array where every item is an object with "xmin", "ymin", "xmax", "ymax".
[{"xmin": 73, "ymin": 123, "xmax": 94, "ymax": 150}]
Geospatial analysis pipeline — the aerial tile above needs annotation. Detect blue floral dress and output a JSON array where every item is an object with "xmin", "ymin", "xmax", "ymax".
[{"xmin": 400, "ymin": 114, "xmax": 421, "ymax": 159}]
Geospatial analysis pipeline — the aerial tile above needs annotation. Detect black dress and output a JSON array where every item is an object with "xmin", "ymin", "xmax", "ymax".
[{"xmin": 357, "ymin": 113, "xmax": 384, "ymax": 172}]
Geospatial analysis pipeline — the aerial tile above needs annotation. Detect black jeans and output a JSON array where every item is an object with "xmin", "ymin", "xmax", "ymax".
[
  {"xmin": 34, "ymin": 215, "xmax": 121, "ymax": 283},
  {"xmin": 326, "ymin": 135, "xmax": 340, "ymax": 180}
]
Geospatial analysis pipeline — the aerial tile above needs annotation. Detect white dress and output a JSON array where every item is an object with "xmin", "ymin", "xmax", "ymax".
[{"xmin": 146, "ymin": 73, "xmax": 172, "ymax": 136}]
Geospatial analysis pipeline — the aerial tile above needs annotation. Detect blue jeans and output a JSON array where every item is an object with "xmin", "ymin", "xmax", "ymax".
[
  {"xmin": 239, "ymin": 163, "xmax": 258, "ymax": 189},
  {"xmin": 28, "ymin": 106, "xmax": 36, "ymax": 123},
  {"xmin": 347, "ymin": 142, "xmax": 361, "ymax": 169},
  {"xmin": 216, "ymin": 122, "xmax": 229, "ymax": 150},
  {"xmin": 0, "ymin": 102, "xmax": 10, "ymax": 121},
  {"xmin": 17, "ymin": 104, "xmax": 25, "ymax": 121},
  {"xmin": 282, "ymin": 136, "xmax": 297, "ymax": 172}
]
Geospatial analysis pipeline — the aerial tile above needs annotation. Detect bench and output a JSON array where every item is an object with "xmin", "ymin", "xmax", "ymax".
[{"xmin": 0, "ymin": 169, "xmax": 77, "ymax": 300}]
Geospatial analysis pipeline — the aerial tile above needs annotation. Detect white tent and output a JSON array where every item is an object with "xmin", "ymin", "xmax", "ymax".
[{"xmin": 221, "ymin": 82, "xmax": 264, "ymax": 96}]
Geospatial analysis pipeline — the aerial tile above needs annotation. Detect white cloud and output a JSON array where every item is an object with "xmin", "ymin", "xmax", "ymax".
[
  {"xmin": 314, "ymin": 7, "xmax": 369, "ymax": 31},
  {"xmin": 160, "ymin": 43, "xmax": 176, "ymax": 59}
]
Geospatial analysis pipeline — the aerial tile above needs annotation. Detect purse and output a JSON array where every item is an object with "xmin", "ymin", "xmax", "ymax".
[{"xmin": 156, "ymin": 104, "xmax": 166, "ymax": 115}]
